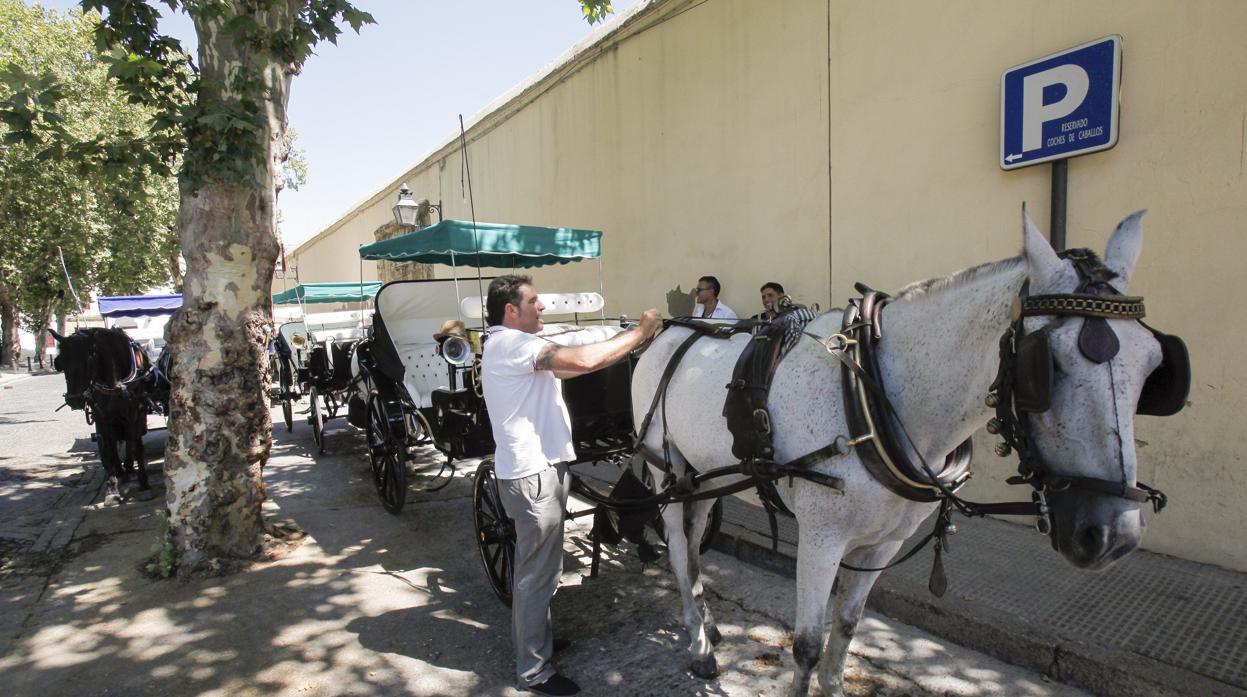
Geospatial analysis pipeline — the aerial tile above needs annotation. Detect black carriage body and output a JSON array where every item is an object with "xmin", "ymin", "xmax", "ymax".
[
  {"xmin": 562, "ymin": 359, "xmax": 635, "ymax": 461},
  {"xmin": 307, "ymin": 339, "xmax": 358, "ymax": 393}
]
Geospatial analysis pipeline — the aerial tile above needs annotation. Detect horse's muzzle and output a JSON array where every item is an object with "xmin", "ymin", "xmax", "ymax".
[{"xmin": 1047, "ymin": 488, "xmax": 1144, "ymax": 570}]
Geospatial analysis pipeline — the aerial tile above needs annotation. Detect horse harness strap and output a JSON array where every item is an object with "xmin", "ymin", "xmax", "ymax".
[
  {"xmin": 631, "ymin": 317, "xmax": 847, "ymax": 524},
  {"xmin": 836, "ymin": 287, "xmax": 975, "ymax": 505}
]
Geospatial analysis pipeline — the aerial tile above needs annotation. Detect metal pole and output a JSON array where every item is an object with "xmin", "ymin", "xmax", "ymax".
[{"xmin": 1051, "ymin": 159, "xmax": 1068, "ymax": 251}]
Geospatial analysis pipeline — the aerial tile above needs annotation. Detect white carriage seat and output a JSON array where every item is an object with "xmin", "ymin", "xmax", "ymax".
[
  {"xmin": 459, "ymin": 292, "xmax": 605, "ymax": 320},
  {"xmin": 536, "ymin": 323, "xmax": 625, "ymax": 347},
  {"xmin": 382, "ymin": 316, "xmax": 458, "ymax": 409}
]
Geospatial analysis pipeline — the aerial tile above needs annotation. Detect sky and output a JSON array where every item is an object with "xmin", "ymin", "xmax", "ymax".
[{"xmin": 30, "ymin": 1, "xmax": 639, "ymax": 249}]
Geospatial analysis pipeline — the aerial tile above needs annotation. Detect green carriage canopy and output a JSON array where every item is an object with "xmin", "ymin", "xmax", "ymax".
[
  {"xmin": 271, "ymin": 282, "xmax": 381, "ymax": 305},
  {"xmin": 357, "ymin": 219, "xmax": 602, "ymax": 268}
]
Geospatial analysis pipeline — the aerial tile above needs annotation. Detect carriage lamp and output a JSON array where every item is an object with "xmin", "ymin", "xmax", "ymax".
[{"xmin": 392, "ymin": 183, "xmax": 420, "ymax": 227}]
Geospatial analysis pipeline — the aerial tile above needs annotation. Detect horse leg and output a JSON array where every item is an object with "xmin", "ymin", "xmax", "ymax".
[
  {"xmin": 649, "ymin": 462, "xmax": 718, "ymax": 679},
  {"xmin": 96, "ymin": 420, "xmax": 122, "ymax": 500},
  {"xmin": 790, "ymin": 528, "xmax": 845, "ymax": 697},
  {"xmin": 683, "ymin": 497, "xmax": 721, "ymax": 645},
  {"xmin": 816, "ymin": 541, "xmax": 903, "ymax": 697},
  {"xmin": 132, "ymin": 410, "xmax": 150, "ymax": 491}
]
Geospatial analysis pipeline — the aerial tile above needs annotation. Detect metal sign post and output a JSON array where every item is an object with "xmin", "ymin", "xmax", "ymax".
[{"xmin": 1001, "ymin": 35, "xmax": 1123, "ymax": 250}]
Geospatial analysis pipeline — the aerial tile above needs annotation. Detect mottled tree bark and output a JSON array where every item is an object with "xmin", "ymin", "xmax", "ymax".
[
  {"xmin": 169, "ymin": 242, "xmax": 184, "ymax": 294},
  {"xmin": 32, "ymin": 304, "xmax": 51, "ymax": 365},
  {"xmin": 163, "ymin": 6, "xmax": 292, "ymax": 570},
  {"xmin": 0, "ymin": 289, "xmax": 18, "ymax": 368}
]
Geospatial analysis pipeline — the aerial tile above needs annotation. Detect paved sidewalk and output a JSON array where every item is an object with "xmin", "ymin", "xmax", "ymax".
[
  {"xmin": 0, "ymin": 376, "xmax": 1227, "ymax": 696},
  {"xmin": 0, "ymin": 385, "xmax": 1089, "ymax": 697},
  {"xmin": 0, "ymin": 367, "xmax": 55, "ymax": 389},
  {"xmin": 708, "ymin": 492, "xmax": 1247, "ymax": 697}
]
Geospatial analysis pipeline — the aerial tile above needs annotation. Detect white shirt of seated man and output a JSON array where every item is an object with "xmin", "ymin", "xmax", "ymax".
[
  {"xmin": 693, "ymin": 280, "xmax": 737, "ymax": 319},
  {"xmin": 482, "ymin": 281, "xmax": 663, "ymax": 480}
]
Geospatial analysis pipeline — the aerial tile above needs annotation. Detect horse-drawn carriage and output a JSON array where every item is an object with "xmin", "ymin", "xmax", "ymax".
[
  {"xmin": 347, "ymin": 222, "xmax": 632, "ymax": 510},
  {"xmin": 48, "ymin": 293, "xmax": 182, "ymax": 498},
  {"xmin": 270, "ymin": 282, "xmax": 378, "ymax": 445},
  {"xmin": 95, "ymin": 293, "xmax": 180, "ymax": 417},
  {"xmin": 343, "ymin": 219, "xmax": 727, "ymax": 604}
]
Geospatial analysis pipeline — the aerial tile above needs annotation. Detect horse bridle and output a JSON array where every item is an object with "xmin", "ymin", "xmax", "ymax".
[{"xmin": 986, "ymin": 249, "xmax": 1187, "ymax": 532}]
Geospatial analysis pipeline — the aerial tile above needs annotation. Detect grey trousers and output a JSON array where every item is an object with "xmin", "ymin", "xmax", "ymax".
[{"xmin": 497, "ymin": 462, "xmax": 569, "ymax": 687}]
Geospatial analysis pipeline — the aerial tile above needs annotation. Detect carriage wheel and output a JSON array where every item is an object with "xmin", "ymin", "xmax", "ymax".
[
  {"xmin": 280, "ymin": 364, "xmax": 295, "ymax": 432},
  {"xmin": 309, "ymin": 387, "xmax": 325, "ymax": 454},
  {"xmin": 367, "ymin": 395, "xmax": 407, "ymax": 515},
  {"xmin": 473, "ymin": 460, "xmax": 515, "ymax": 607}
]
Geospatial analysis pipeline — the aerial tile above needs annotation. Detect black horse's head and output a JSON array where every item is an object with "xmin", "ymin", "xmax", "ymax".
[{"xmin": 49, "ymin": 328, "xmax": 135, "ymax": 409}]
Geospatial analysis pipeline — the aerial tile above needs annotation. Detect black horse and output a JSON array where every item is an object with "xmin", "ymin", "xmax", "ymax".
[{"xmin": 50, "ymin": 327, "xmax": 154, "ymax": 499}]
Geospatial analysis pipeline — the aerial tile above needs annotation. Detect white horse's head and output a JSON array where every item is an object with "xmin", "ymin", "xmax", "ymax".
[{"xmin": 1016, "ymin": 208, "xmax": 1175, "ymax": 569}]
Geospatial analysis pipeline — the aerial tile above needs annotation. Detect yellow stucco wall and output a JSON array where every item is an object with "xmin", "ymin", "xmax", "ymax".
[
  {"xmin": 294, "ymin": 0, "xmax": 831, "ymax": 319},
  {"xmin": 293, "ymin": 0, "xmax": 1245, "ymax": 570}
]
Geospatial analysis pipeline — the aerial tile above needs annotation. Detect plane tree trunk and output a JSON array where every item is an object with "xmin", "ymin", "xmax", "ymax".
[
  {"xmin": 0, "ymin": 289, "xmax": 18, "ymax": 368},
  {"xmin": 163, "ymin": 5, "xmax": 292, "ymax": 571}
]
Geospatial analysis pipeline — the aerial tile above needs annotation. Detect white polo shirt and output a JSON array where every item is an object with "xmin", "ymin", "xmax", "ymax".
[
  {"xmin": 695, "ymin": 301, "xmax": 737, "ymax": 319},
  {"xmin": 481, "ymin": 326, "xmax": 576, "ymax": 480}
]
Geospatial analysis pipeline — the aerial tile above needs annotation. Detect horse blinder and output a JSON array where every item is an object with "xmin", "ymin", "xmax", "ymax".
[
  {"xmin": 1012, "ymin": 322, "xmax": 1189, "ymax": 417},
  {"xmin": 1012, "ymin": 328, "xmax": 1052, "ymax": 413},
  {"xmin": 1137, "ymin": 330, "xmax": 1190, "ymax": 417}
]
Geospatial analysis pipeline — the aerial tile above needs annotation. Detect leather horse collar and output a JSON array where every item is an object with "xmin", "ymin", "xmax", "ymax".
[{"xmin": 840, "ymin": 284, "xmax": 974, "ymax": 503}]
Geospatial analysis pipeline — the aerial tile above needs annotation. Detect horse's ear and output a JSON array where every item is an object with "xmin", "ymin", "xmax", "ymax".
[
  {"xmin": 1103, "ymin": 210, "xmax": 1145, "ymax": 292},
  {"xmin": 49, "ymin": 328, "xmax": 65, "ymax": 343},
  {"xmin": 1021, "ymin": 203, "xmax": 1074, "ymax": 292}
]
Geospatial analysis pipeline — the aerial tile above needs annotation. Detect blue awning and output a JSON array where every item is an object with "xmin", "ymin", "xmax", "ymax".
[{"xmin": 98, "ymin": 294, "xmax": 183, "ymax": 318}]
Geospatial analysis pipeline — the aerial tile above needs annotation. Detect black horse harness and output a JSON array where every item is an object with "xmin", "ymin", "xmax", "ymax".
[{"xmin": 56, "ymin": 331, "xmax": 151, "ymax": 419}]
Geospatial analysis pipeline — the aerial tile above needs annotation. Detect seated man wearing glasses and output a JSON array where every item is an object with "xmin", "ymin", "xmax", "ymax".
[{"xmin": 692, "ymin": 275, "xmax": 737, "ymax": 320}]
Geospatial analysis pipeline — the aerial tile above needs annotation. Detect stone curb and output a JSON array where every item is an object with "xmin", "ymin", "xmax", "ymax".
[{"xmin": 708, "ymin": 520, "xmax": 1241, "ymax": 697}]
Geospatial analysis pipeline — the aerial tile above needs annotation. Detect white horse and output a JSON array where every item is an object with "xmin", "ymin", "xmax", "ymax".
[{"xmin": 631, "ymin": 209, "xmax": 1171, "ymax": 696}]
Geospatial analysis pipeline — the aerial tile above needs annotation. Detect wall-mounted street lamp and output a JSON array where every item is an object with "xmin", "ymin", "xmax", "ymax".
[
  {"xmin": 392, "ymin": 183, "xmax": 420, "ymax": 227},
  {"xmin": 392, "ymin": 183, "xmax": 443, "ymax": 228}
]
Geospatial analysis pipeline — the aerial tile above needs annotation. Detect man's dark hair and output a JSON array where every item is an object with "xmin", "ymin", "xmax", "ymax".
[
  {"xmin": 699, "ymin": 275, "xmax": 721, "ymax": 297},
  {"xmin": 486, "ymin": 274, "xmax": 532, "ymax": 326},
  {"xmin": 760, "ymin": 281, "xmax": 785, "ymax": 294}
]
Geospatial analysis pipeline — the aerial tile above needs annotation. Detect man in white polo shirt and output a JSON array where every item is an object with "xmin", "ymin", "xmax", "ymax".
[
  {"xmin": 693, "ymin": 275, "xmax": 736, "ymax": 319},
  {"xmin": 481, "ymin": 275, "xmax": 661, "ymax": 696}
]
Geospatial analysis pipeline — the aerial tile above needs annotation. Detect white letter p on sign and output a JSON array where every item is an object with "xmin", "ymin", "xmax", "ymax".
[{"xmin": 1021, "ymin": 64, "xmax": 1090, "ymax": 151}]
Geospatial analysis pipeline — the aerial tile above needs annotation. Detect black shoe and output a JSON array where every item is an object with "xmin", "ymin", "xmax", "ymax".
[
  {"xmin": 527, "ymin": 673, "xmax": 580, "ymax": 696},
  {"xmin": 552, "ymin": 637, "xmax": 572, "ymax": 654}
]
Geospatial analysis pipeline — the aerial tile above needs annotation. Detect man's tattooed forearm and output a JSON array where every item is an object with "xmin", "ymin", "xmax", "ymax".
[{"xmin": 535, "ymin": 344, "xmax": 560, "ymax": 371}]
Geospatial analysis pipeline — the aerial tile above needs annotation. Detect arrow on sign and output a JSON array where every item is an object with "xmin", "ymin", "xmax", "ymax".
[{"xmin": 1004, "ymin": 153, "xmax": 1023, "ymax": 163}]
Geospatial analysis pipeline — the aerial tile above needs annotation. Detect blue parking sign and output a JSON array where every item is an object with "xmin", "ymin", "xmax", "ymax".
[{"xmin": 1000, "ymin": 36, "xmax": 1122, "ymax": 170}]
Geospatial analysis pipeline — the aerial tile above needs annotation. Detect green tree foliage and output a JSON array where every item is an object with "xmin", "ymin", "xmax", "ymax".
[{"xmin": 0, "ymin": 0, "xmax": 178, "ymax": 344}]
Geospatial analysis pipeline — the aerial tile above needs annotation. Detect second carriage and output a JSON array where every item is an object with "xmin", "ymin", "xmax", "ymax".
[{"xmin": 271, "ymin": 282, "xmax": 379, "ymax": 449}]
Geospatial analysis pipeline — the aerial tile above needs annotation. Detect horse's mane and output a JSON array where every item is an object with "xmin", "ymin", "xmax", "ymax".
[
  {"xmin": 891, "ymin": 256, "xmax": 1025, "ymax": 302},
  {"xmin": 892, "ymin": 247, "xmax": 1118, "ymax": 303}
]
